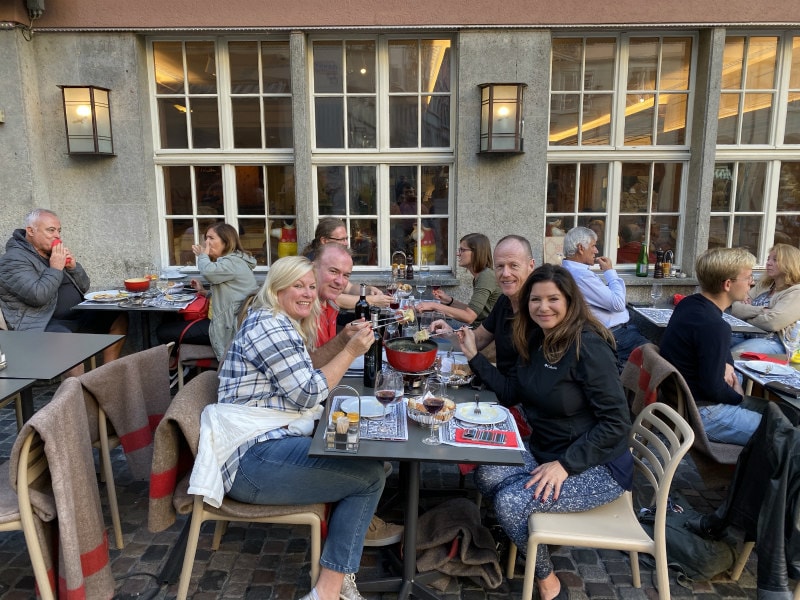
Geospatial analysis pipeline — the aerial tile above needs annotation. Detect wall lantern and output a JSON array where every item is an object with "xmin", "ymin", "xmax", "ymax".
[
  {"xmin": 478, "ymin": 83, "xmax": 526, "ymax": 153},
  {"xmin": 58, "ymin": 85, "xmax": 114, "ymax": 155}
]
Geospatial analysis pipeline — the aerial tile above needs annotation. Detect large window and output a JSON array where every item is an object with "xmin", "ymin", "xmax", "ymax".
[
  {"xmin": 547, "ymin": 35, "xmax": 693, "ymax": 267},
  {"xmin": 310, "ymin": 36, "xmax": 455, "ymax": 270},
  {"xmin": 714, "ymin": 34, "xmax": 800, "ymax": 257},
  {"xmin": 151, "ymin": 39, "xmax": 296, "ymax": 267}
]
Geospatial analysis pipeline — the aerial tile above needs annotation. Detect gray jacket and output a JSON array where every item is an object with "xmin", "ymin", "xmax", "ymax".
[
  {"xmin": 197, "ymin": 250, "xmax": 258, "ymax": 360},
  {"xmin": 0, "ymin": 229, "xmax": 90, "ymax": 331}
]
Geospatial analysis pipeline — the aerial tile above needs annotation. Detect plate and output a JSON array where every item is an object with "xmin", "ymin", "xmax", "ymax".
[
  {"xmin": 164, "ymin": 293, "xmax": 196, "ymax": 302},
  {"xmin": 162, "ymin": 272, "xmax": 185, "ymax": 280},
  {"xmin": 744, "ymin": 360, "xmax": 795, "ymax": 376},
  {"xmin": 85, "ymin": 290, "xmax": 127, "ymax": 302},
  {"xmin": 339, "ymin": 396, "xmax": 387, "ymax": 419},
  {"xmin": 455, "ymin": 403, "xmax": 509, "ymax": 425}
]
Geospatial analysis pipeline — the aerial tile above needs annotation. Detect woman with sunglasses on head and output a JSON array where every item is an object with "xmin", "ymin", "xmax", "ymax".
[{"xmin": 416, "ymin": 233, "xmax": 500, "ymax": 328}]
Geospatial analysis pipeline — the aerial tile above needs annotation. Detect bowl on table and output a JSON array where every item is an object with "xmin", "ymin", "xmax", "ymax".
[
  {"xmin": 406, "ymin": 397, "xmax": 456, "ymax": 427},
  {"xmin": 124, "ymin": 277, "xmax": 151, "ymax": 293},
  {"xmin": 385, "ymin": 337, "xmax": 438, "ymax": 373}
]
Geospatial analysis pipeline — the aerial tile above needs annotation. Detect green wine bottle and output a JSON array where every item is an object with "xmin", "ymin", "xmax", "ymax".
[{"xmin": 636, "ymin": 243, "xmax": 649, "ymax": 277}]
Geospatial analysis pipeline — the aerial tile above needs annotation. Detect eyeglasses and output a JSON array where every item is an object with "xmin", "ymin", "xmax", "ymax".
[
  {"xmin": 326, "ymin": 236, "xmax": 349, "ymax": 243},
  {"xmin": 456, "ymin": 247, "xmax": 472, "ymax": 255},
  {"xmin": 731, "ymin": 275, "xmax": 754, "ymax": 284}
]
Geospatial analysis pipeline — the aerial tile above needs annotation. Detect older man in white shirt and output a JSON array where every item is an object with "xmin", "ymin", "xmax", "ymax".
[{"xmin": 561, "ymin": 226, "xmax": 648, "ymax": 370}]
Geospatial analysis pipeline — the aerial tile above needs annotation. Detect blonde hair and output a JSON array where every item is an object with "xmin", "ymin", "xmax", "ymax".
[
  {"xmin": 762, "ymin": 243, "xmax": 800, "ymax": 289},
  {"xmin": 252, "ymin": 256, "xmax": 320, "ymax": 348},
  {"xmin": 696, "ymin": 247, "xmax": 757, "ymax": 294}
]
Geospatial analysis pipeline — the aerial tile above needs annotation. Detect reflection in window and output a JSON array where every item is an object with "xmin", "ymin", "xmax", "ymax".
[{"xmin": 709, "ymin": 162, "xmax": 766, "ymax": 255}]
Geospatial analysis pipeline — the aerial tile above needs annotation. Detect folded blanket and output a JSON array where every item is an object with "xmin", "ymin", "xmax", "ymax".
[
  {"xmin": 80, "ymin": 345, "xmax": 172, "ymax": 480},
  {"xmin": 415, "ymin": 497, "xmax": 502, "ymax": 591},
  {"xmin": 10, "ymin": 378, "xmax": 114, "ymax": 599}
]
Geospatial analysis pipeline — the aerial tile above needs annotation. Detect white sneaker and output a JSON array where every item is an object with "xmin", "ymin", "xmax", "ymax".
[
  {"xmin": 340, "ymin": 573, "xmax": 366, "ymax": 600},
  {"xmin": 363, "ymin": 515, "xmax": 403, "ymax": 547},
  {"xmin": 297, "ymin": 588, "xmax": 321, "ymax": 600}
]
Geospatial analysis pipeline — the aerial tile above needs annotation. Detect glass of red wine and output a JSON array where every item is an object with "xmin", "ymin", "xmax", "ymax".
[
  {"xmin": 375, "ymin": 370, "xmax": 404, "ymax": 434},
  {"xmin": 422, "ymin": 378, "xmax": 447, "ymax": 445}
]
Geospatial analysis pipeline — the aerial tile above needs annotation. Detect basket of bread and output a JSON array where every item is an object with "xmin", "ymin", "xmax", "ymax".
[
  {"xmin": 406, "ymin": 396, "xmax": 456, "ymax": 427},
  {"xmin": 435, "ymin": 355, "xmax": 475, "ymax": 388}
]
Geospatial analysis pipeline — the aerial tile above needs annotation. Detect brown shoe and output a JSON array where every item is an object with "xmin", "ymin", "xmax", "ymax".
[{"xmin": 363, "ymin": 515, "xmax": 403, "ymax": 546}]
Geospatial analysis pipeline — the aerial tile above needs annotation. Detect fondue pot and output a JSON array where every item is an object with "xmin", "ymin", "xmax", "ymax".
[{"xmin": 384, "ymin": 337, "xmax": 438, "ymax": 372}]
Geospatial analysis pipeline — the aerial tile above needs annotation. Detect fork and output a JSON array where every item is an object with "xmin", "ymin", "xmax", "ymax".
[{"xmin": 473, "ymin": 392, "xmax": 482, "ymax": 415}]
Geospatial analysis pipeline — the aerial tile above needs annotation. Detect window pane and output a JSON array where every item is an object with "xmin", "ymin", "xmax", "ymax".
[
  {"xmin": 315, "ymin": 97, "xmax": 344, "ymax": 148},
  {"xmin": 389, "ymin": 40, "xmax": 418, "ymax": 93},
  {"xmin": 390, "ymin": 97, "xmax": 418, "ymax": 147},
  {"xmin": 741, "ymin": 92, "xmax": 772, "ymax": 144},
  {"xmin": 349, "ymin": 166, "xmax": 377, "ymax": 215},
  {"xmin": 318, "ymin": 166, "xmax": 347, "ymax": 215},
  {"xmin": 346, "ymin": 41, "xmax": 375, "ymax": 94},
  {"xmin": 421, "ymin": 40, "xmax": 451, "ymax": 93},
  {"xmin": 577, "ymin": 163, "xmax": 609, "ymax": 213},
  {"xmin": 628, "ymin": 38, "xmax": 658, "ymax": 91},
  {"xmin": 625, "ymin": 94, "xmax": 655, "ymax": 145},
  {"xmin": 621, "ymin": 163, "xmax": 651, "ymax": 213},
  {"xmin": 153, "ymin": 42, "xmax": 185, "ymax": 95},
  {"xmin": 197, "ymin": 166, "xmax": 223, "ymax": 215},
  {"xmin": 189, "ymin": 98, "xmax": 220, "ymax": 148},
  {"xmin": 164, "ymin": 166, "xmax": 192, "ymax": 215},
  {"xmin": 778, "ymin": 162, "xmax": 800, "ymax": 211},
  {"xmin": 232, "ymin": 97, "xmax": 261, "ymax": 148},
  {"xmin": 652, "ymin": 163, "xmax": 682, "ymax": 212},
  {"xmin": 734, "ymin": 162, "xmax": 767, "ymax": 212},
  {"xmin": 717, "ymin": 93, "xmax": 740, "ymax": 144},
  {"xmin": 264, "ymin": 97, "xmax": 293, "ymax": 148},
  {"xmin": 581, "ymin": 94, "xmax": 612, "ymax": 145},
  {"xmin": 229, "ymin": 41, "xmax": 259, "ymax": 93},
  {"xmin": 784, "ymin": 92, "xmax": 800, "ymax": 144},
  {"xmin": 186, "ymin": 42, "xmax": 217, "ymax": 94},
  {"xmin": 617, "ymin": 216, "xmax": 648, "ymax": 264},
  {"xmin": 422, "ymin": 95, "xmax": 450, "ymax": 147},
  {"xmin": 422, "ymin": 165, "xmax": 450, "ymax": 216},
  {"xmin": 551, "ymin": 39, "xmax": 582, "ymax": 91},
  {"xmin": 314, "ymin": 41, "xmax": 343, "ymax": 93},
  {"xmin": 745, "ymin": 37, "xmax": 778, "ymax": 89},
  {"xmin": 712, "ymin": 163, "xmax": 734, "ymax": 211},
  {"xmin": 239, "ymin": 219, "xmax": 268, "ymax": 265},
  {"xmin": 268, "ymin": 165, "xmax": 296, "ymax": 215},
  {"xmin": 547, "ymin": 164, "xmax": 578, "ymax": 212},
  {"xmin": 550, "ymin": 95, "xmax": 580, "ymax": 145},
  {"xmin": 235, "ymin": 166, "xmax": 265, "ymax": 216},
  {"xmin": 157, "ymin": 99, "xmax": 188, "ymax": 149},
  {"xmin": 722, "ymin": 37, "xmax": 745, "ymax": 89},
  {"xmin": 657, "ymin": 93, "xmax": 687, "ymax": 145},
  {"xmin": 351, "ymin": 218, "xmax": 378, "ymax": 266},
  {"xmin": 775, "ymin": 215, "xmax": 800, "ymax": 247},
  {"xmin": 650, "ymin": 215, "xmax": 678, "ymax": 254},
  {"xmin": 168, "ymin": 218, "xmax": 196, "ymax": 265},
  {"xmin": 584, "ymin": 38, "xmax": 616, "ymax": 90},
  {"xmin": 660, "ymin": 38, "xmax": 692, "ymax": 91},
  {"xmin": 708, "ymin": 216, "xmax": 730, "ymax": 248},
  {"xmin": 347, "ymin": 97, "xmax": 376, "ymax": 148},
  {"xmin": 732, "ymin": 215, "xmax": 762, "ymax": 254},
  {"xmin": 262, "ymin": 41, "xmax": 291, "ymax": 93}
]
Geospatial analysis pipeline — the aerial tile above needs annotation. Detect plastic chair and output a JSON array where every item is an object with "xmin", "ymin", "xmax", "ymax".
[
  {"xmin": 157, "ymin": 372, "xmax": 326, "ymax": 600},
  {"xmin": 506, "ymin": 402, "xmax": 694, "ymax": 600},
  {"xmin": 0, "ymin": 431, "xmax": 56, "ymax": 600},
  {"xmin": 0, "ymin": 393, "xmax": 23, "ymax": 431},
  {"xmin": 177, "ymin": 344, "xmax": 218, "ymax": 389}
]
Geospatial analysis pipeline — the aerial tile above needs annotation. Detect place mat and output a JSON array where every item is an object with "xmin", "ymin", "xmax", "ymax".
[
  {"xmin": 721, "ymin": 312, "xmax": 755, "ymax": 329},
  {"xmin": 735, "ymin": 360, "xmax": 800, "ymax": 388},
  {"xmin": 142, "ymin": 295, "xmax": 195, "ymax": 310},
  {"xmin": 441, "ymin": 409, "xmax": 524, "ymax": 450},
  {"xmin": 330, "ymin": 395, "xmax": 407, "ymax": 441}
]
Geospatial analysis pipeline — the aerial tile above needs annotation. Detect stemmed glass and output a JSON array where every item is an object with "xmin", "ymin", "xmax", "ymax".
[
  {"xmin": 422, "ymin": 378, "xmax": 447, "ymax": 445},
  {"xmin": 436, "ymin": 352, "xmax": 454, "ymax": 387},
  {"xmin": 650, "ymin": 283, "xmax": 663, "ymax": 308},
  {"xmin": 374, "ymin": 370, "xmax": 404, "ymax": 435},
  {"xmin": 781, "ymin": 321, "xmax": 800, "ymax": 364},
  {"xmin": 418, "ymin": 260, "xmax": 431, "ymax": 299},
  {"xmin": 156, "ymin": 273, "xmax": 171, "ymax": 297}
]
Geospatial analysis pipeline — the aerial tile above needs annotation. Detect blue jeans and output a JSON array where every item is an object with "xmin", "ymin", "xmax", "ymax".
[
  {"xmin": 475, "ymin": 452, "xmax": 624, "ymax": 579},
  {"xmin": 699, "ymin": 397, "xmax": 765, "ymax": 445},
  {"xmin": 227, "ymin": 436, "xmax": 385, "ymax": 574},
  {"xmin": 612, "ymin": 322, "xmax": 649, "ymax": 372},
  {"xmin": 730, "ymin": 333, "xmax": 784, "ymax": 355}
]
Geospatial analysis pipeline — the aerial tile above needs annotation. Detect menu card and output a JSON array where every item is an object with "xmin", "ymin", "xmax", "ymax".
[{"xmin": 440, "ymin": 410, "xmax": 525, "ymax": 450}]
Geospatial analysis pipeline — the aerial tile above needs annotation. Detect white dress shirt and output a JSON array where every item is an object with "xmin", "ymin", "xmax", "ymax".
[{"xmin": 562, "ymin": 259, "xmax": 630, "ymax": 329}]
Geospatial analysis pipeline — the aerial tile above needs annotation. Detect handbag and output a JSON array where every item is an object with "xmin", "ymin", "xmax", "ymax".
[{"xmin": 179, "ymin": 295, "xmax": 209, "ymax": 321}]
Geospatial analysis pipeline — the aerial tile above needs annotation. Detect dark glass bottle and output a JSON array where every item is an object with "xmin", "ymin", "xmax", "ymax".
[
  {"xmin": 654, "ymin": 248, "xmax": 665, "ymax": 279},
  {"xmin": 354, "ymin": 283, "xmax": 370, "ymax": 321},
  {"xmin": 363, "ymin": 308, "xmax": 382, "ymax": 388},
  {"xmin": 405, "ymin": 253, "xmax": 414, "ymax": 280},
  {"xmin": 636, "ymin": 243, "xmax": 649, "ymax": 277}
]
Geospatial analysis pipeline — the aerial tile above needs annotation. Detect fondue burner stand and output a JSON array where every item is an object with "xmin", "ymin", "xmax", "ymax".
[{"xmin": 394, "ymin": 368, "xmax": 435, "ymax": 395}]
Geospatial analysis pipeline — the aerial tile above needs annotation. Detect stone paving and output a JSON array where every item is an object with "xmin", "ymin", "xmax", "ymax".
[{"xmin": 0, "ymin": 381, "xmax": 764, "ymax": 599}]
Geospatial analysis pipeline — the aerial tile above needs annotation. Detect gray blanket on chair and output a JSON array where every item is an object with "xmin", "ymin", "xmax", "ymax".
[{"xmin": 415, "ymin": 497, "xmax": 503, "ymax": 590}]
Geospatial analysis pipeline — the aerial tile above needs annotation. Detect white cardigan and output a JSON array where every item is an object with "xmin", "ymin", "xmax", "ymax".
[
  {"xmin": 189, "ymin": 402, "xmax": 323, "ymax": 507},
  {"xmin": 731, "ymin": 282, "xmax": 800, "ymax": 333}
]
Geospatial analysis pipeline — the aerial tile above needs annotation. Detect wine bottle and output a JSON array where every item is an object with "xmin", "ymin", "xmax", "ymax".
[
  {"xmin": 636, "ymin": 243, "xmax": 649, "ymax": 277},
  {"xmin": 405, "ymin": 253, "xmax": 414, "ymax": 280},
  {"xmin": 363, "ymin": 308, "xmax": 382, "ymax": 388},
  {"xmin": 354, "ymin": 283, "xmax": 370, "ymax": 321}
]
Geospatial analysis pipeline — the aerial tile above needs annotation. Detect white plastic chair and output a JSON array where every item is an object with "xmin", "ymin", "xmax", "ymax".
[{"xmin": 506, "ymin": 402, "xmax": 694, "ymax": 600}]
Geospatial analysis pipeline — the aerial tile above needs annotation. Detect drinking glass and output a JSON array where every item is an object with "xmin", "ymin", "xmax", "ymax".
[
  {"xmin": 415, "ymin": 279, "xmax": 427, "ymax": 300},
  {"xmin": 422, "ymin": 378, "xmax": 446, "ymax": 445},
  {"xmin": 156, "ymin": 273, "xmax": 171, "ymax": 296},
  {"xmin": 436, "ymin": 352, "xmax": 454, "ymax": 387},
  {"xmin": 650, "ymin": 284, "xmax": 663, "ymax": 307},
  {"xmin": 374, "ymin": 370, "xmax": 404, "ymax": 434},
  {"xmin": 781, "ymin": 321, "xmax": 800, "ymax": 364}
]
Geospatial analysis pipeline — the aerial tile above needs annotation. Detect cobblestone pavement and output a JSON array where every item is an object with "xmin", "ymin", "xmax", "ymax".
[{"xmin": 0, "ymin": 382, "xmax": 763, "ymax": 599}]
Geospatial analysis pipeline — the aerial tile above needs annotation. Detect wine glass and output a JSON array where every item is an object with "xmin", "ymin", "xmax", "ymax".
[
  {"xmin": 650, "ymin": 283, "xmax": 663, "ymax": 307},
  {"xmin": 156, "ymin": 273, "xmax": 171, "ymax": 296},
  {"xmin": 436, "ymin": 352, "xmax": 454, "ymax": 387},
  {"xmin": 781, "ymin": 321, "xmax": 800, "ymax": 364},
  {"xmin": 375, "ymin": 370, "xmax": 404, "ymax": 433},
  {"xmin": 415, "ymin": 278, "xmax": 427, "ymax": 300},
  {"xmin": 422, "ymin": 378, "xmax": 447, "ymax": 446}
]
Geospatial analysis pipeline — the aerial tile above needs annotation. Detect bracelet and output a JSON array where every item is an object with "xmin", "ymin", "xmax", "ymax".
[{"xmin": 445, "ymin": 297, "xmax": 454, "ymax": 306}]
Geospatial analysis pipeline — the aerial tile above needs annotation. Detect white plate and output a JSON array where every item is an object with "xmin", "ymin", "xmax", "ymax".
[
  {"xmin": 162, "ymin": 272, "xmax": 185, "ymax": 280},
  {"xmin": 164, "ymin": 293, "xmax": 196, "ymax": 302},
  {"xmin": 339, "ymin": 396, "xmax": 387, "ymax": 419},
  {"xmin": 455, "ymin": 403, "xmax": 509, "ymax": 425},
  {"xmin": 744, "ymin": 360, "xmax": 795, "ymax": 376},
  {"xmin": 85, "ymin": 290, "xmax": 127, "ymax": 302}
]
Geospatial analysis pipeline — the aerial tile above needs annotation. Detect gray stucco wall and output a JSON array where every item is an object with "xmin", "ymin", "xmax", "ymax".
[{"xmin": 0, "ymin": 30, "xmax": 159, "ymax": 289}]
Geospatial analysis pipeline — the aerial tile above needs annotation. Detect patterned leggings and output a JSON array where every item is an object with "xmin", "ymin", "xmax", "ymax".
[{"xmin": 475, "ymin": 452, "xmax": 624, "ymax": 579}]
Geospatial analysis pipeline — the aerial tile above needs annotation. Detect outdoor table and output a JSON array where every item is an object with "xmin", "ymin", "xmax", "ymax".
[
  {"xmin": 0, "ymin": 378, "xmax": 34, "ymax": 429},
  {"xmin": 629, "ymin": 305, "xmax": 768, "ymax": 335},
  {"xmin": 0, "ymin": 331, "xmax": 124, "ymax": 421},
  {"xmin": 308, "ymin": 378, "xmax": 525, "ymax": 600},
  {"xmin": 733, "ymin": 352, "xmax": 800, "ymax": 411}
]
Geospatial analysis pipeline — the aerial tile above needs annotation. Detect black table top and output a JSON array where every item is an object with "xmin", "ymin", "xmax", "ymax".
[
  {"xmin": 309, "ymin": 377, "xmax": 525, "ymax": 466},
  {"xmin": 0, "ymin": 378, "xmax": 36, "ymax": 401},
  {"xmin": 0, "ymin": 331, "xmax": 124, "ymax": 380}
]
